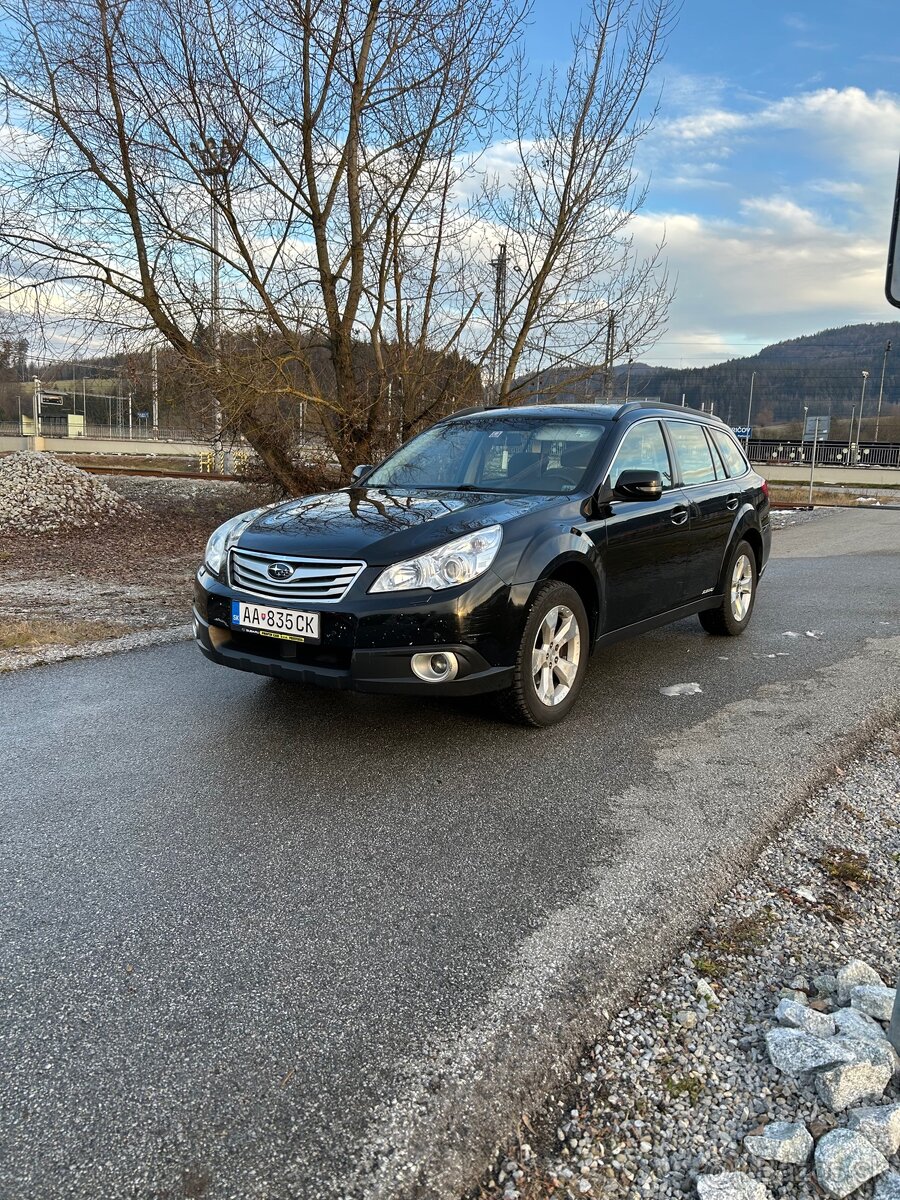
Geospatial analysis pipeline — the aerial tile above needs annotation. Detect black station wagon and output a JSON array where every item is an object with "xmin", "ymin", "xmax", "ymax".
[{"xmin": 194, "ymin": 401, "xmax": 771, "ymax": 725}]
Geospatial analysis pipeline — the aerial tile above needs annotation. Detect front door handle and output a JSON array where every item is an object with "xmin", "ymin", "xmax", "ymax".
[
  {"xmin": 726, "ymin": 495, "xmax": 739, "ymax": 511},
  {"xmin": 670, "ymin": 506, "xmax": 689, "ymax": 526}
]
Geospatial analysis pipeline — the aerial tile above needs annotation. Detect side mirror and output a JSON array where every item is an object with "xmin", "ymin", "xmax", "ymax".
[
  {"xmin": 612, "ymin": 469, "xmax": 663, "ymax": 501},
  {"xmin": 350, "ymin": 464, "xmax": 373, "ymax": 484}
]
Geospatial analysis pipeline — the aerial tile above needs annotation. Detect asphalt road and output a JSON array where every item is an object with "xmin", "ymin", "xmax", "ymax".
[{"xmin": 2, "ymin": 508, "xmax": 899, "ymax": 1200}]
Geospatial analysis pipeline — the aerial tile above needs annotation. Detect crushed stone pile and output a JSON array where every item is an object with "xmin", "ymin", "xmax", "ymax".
[{"xmin": 0, "ymin": 451, "xmax": 141, "ymax": 535}]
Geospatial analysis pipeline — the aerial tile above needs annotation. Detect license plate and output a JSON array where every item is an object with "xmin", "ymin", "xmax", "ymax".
[{"xmin": 231, "ymin": 601, "xmax": 320, "ymax": 643}]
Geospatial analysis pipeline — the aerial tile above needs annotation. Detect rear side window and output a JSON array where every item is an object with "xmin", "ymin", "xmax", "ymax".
[
  {"xmin": 665, "ymin": 420, "xmax": 717, "ymax": 485},
  {"xmin": 608, "ymin": 420, "xmax": 674, "ymax": 489},
  {"xmin": 710, "ymin": 427, "xmax": 750, "ymax": 477},
  {"xmin": 703, "ymin": 428, "xmax": 727, "ymax": 479}
]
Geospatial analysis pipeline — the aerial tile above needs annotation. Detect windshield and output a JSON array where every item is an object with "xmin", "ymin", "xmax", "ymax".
[{"xmin": 364, "ymin": 417, "xmax": 611, "ymax": 494}]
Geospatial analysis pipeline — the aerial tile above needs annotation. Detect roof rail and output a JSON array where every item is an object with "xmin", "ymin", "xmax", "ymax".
[
  {"xmin": 438, "ymin": 403, "xmax": 499, "ymax": 421},
  {"xmin": 612, "ymin": 399, "xmax": 723, "ymax": 421}
]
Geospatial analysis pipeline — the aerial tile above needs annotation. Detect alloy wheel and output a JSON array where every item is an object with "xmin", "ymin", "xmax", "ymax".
[
  {"xmin": 531, "ymin": 604, "xmax": 581, "ymax": 706},
  {"xmin": 730, "ymin": 553, "xmax": 753, "ymax": 622}
]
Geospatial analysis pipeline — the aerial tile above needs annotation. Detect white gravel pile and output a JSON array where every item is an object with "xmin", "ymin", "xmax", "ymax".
[
  {"xmin": 486, "ymin": 728, "xmax": 900, "ymax": 1200},
  {"xmin": 0, "ymin": 452, "xmax": 140, "ymax": 534}
]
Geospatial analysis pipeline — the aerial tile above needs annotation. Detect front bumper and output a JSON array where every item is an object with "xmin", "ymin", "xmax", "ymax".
[{"xmin": 192, "ymin": 568, "xmax": 519, "ymax": 696}]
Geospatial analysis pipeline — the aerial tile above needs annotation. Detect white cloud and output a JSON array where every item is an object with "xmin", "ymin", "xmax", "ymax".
[
  {"xmin": 629, "ymin": 84, "xmax": 900, "ymax": 364},
  {"xmin": 630, "ymin": 205, "xmax": 886, "ymax": 366}
]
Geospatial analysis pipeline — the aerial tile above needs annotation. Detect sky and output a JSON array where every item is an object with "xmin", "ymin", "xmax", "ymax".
[{"xmin": 526, "ymin": 0, "xmax": 900, "ymax": 366}]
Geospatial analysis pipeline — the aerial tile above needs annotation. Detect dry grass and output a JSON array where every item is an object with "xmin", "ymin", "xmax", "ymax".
[
  {"xmin": 700, "ymin": 910, "xmax": 776, "ymax": 957},
  {"xmin": 816, "ymin": 845, "xmax": 873, "ymax": 888},
  {"xmin": 0, "ymin": 617, "xmax": 132, "ymax": 652},
  {"xmin": 769, "ymin": 484, "xmax": 898, "ymax": 507}
]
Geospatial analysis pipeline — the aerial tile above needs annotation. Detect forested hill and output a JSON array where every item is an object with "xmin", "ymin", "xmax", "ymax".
[
  {"xmin": 539, "ymin": 322, "xmax": 900, "ymax": 428},
  {"xmin": 629, "ymin": 322, "xmax": 900, "ymax": 426}
]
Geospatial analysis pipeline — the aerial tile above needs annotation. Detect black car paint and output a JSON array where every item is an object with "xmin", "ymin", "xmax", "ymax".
[{"xmin": 193, "ymin": 404, "xmax": 771, "ymax": 696}]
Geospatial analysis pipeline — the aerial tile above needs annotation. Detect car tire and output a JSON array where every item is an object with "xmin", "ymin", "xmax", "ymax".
[
  {"xmin": 698, "ymin": 540, "xmax": 758, "ymax": 636},
  {"xmin": 497, "ymin": 580, "xmax": 590, "ymax": 727}
]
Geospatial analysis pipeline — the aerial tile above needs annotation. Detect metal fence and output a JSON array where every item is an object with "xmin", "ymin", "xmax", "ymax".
[
  {"xmin": 0, "ymin": 420, "xmax": 206, "ymax": 443},
  {"xmin": 747, "ymin": 440, "xmax": 900, "ymax": 469}
]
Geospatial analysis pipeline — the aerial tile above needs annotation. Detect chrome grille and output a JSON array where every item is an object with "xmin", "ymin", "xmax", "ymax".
[{"xmin": 229, "ymin": 547, "xmax": 365, "ymax": 603}]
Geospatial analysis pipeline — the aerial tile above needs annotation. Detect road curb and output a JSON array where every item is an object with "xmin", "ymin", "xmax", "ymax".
[{"xmin": 0, "ymin": 623, "xmax": 193, "ymax": 674}]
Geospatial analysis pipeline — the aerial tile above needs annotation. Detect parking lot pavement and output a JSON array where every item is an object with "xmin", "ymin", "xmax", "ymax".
[{"xmin": 1, "ymin": 509, "xmax": 898, "ymax": 1200}]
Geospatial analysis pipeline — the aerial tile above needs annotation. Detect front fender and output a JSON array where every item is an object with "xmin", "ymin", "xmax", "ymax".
[
  {"xmin": 507, "ymin": 523, "xmax": 602, "ymax": 587},
  {"xmin": 500, "ymin": 523, "xmax": 606, "ymax": 641}
]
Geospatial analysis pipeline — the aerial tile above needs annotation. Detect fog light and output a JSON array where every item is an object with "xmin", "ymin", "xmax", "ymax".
[{"xmin": 411, "ymin": 651, "xmax": 459, "ymax": 682}]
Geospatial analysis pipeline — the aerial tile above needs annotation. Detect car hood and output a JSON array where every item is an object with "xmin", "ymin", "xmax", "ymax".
[{"xmin": 237, "ymin": 486, "xmax": 564, "ymax": 563}]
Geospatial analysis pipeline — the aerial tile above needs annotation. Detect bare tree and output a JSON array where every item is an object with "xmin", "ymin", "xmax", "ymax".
[
  {"xmin": 0, "ymin": 0, "xmax": 672, "ymax": 489},
  {"xmin": 476, "ymin": 0, "xmax": 673, "ymax": 403}
]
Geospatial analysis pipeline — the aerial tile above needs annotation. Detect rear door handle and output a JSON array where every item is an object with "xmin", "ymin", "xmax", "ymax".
[
  {"xmin": 726, "ymin": 496, "xmax": 739, "ymax": 511},
  {"xmin": 671, "ymin": 507, "xmax": 689, "ymax": 526}
]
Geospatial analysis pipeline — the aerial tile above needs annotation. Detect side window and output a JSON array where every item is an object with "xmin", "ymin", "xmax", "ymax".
[
  {"xmin": 609, "ymin": 421, "xmax": 673, "ymax": 490},
  {"xmin": 703, "ymin": 427, "xmax": 727, "ymax": 479},
  {"xmin": 665, "ymin": 420, "xmax": 718, "ymax": 486},
  {"xmin": 711, "ymin": 427, "xmax": 750, "ymax": 478}
]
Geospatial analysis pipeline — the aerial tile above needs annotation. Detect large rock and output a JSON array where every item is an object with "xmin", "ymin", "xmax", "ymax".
[
  {"xmin": 696, "ymin": 1172, "xmax": 772, "ymax": 1199},
  {"xmin": 875, "ymin": 1172, "xmax": 900, "ymax": 1200},
  {"xmin": 835, "ymin": 1007, "xmax": 890, "ymax": 1043},
  {"xmin": 845, "ymin": 1103, "xmax": 900, "ymax": 1156},
  {"xmin": 837, "ymin": 959, "xmax": 884, "ymax": 1006},
  {"xmin": 765, "ymin": 1028, "xmax": 852, "ymax": 1078},
  {"xmin": 814, "ymin": 1128, "xmax": 888, "ymax": 1198},
  {"xmin": 814, "ymin": 973, "xmax": 839, "ymax": 997},
  {"xmin": 834, "ymin": 1034, "xmax": 900, "ymax": 1077},
  {"xmin": 775, "ymin": 998, "xmax": 835, "ymax": 1038},
  {"xmin": 815, "ymin": 1058, "xmax": 892, "ymax": 1111},
  {"xmin": 744, "ymin": 1120, "xmax": 813, "ymax": 1164},
  {"xmin": 852, "ymin": 985, "xmax": 897, "ymax": 1023}
]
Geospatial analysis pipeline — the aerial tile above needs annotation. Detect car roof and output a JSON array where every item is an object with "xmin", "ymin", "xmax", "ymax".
[
  {"xmin": 445, "ymin": 403, "xmax": 619, "ymax": 421},
  {"xmin": 444, "ymin": 401, "xmax": 725, "ymax": 424}
]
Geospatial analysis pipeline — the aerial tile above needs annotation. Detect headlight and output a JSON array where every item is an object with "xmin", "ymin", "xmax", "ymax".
[
  {"xmin": 370, "ymin": 525, "xmax": 502, "ymax": 593},
  {"xmin": 203, "ymin": 507, "xmax": 267, "ymax": 576}
]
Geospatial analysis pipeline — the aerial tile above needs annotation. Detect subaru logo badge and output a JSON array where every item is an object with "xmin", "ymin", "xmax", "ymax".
[{"xmin": 267, "ymin": 562, "xmax": 294, "ymax": 581}]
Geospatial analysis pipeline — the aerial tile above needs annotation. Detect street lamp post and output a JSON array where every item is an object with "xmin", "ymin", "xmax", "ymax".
[
  {"xmin": 745, "ymin": 371, "xmax": 756, "ymax": 448},
  {"xmin": 855, "ymin": 370, "xmax": 869, "ymax": 463},
  {"xmin": 874, "ymin": 340, "xmax": 891, "ymax": 444}
]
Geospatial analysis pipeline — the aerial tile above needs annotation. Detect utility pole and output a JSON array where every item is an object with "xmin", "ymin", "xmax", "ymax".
[
  {"xmin": 128, "ymin": 390, "xmax": 133, "ymax": 440},
  {"xmin": 874, "ymin": 339, "xmax": 891, "ymax": 443},
  {"xmin": 745, "ymin": 372, "xmax": 756, "ymax": 448},
  {"xmin": 190, "ymin": 135, "xmax": 241, "ymax": 446},
  {"xmin": 603, "ymin": 312, "xmax": 617, "ymax": 402},
  {"xmin": 151, "ymin": 344, "xmax": 159, "ymax": 438},
  {"xmin": 489, "ymin": 243, "xmax": 508, "ymax": 398},
  {"xmin": 625, "ymin": 351, "xmax": 634, "ymax": 400}
]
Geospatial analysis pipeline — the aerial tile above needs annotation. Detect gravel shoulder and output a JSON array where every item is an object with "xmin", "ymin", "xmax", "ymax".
[
  {"xmin": 477, "ymin": 727, "xmax": 900, "ymax": 1200},
  {"xmin": 0, "ymin": 473, "xmax": 258, "ymax": 671}
]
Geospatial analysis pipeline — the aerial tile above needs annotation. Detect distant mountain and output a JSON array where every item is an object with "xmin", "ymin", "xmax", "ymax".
[{"xmin": 520, "ymin": 322, "xmax": 900, "ymax": 430}]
